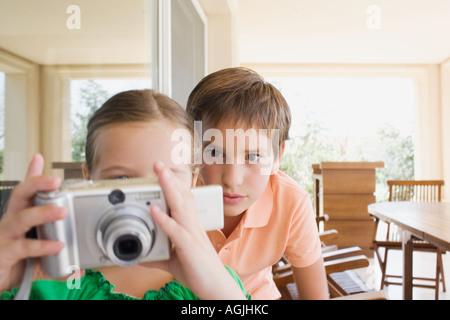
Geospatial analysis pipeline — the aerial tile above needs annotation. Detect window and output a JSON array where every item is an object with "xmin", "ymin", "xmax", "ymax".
[
  {"xmin": 70, "ymin": 78, "xmax": 151, "ymax": 162},
  {"xmin": 0, "ymin": 0, "xmax": 208, "ymax": 177},
  {"xmin": 268, "ymin": 76, "xmax": 416, "ymax": 201},
  {"xmin": 0, "ymin": 71, "xmax": 4, "ymax": 178}
]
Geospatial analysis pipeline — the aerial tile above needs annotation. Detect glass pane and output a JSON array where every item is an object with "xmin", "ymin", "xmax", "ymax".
[
  {"xmin": 0, "ymin": 71, "xmax": 4, "ymax": 178},
  {"xmin": 268, "ymin": 76, "xmax": 415, "ymax": 200},
  {"xmin": 0, "ymin": 0, "xmax": 153, "ymax": 175},
  {"xmin": 70, "ymin": 79, "xmax": 151, "ymax": 162}
]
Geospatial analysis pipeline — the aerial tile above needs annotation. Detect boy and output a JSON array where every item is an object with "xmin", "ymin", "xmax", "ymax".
[{"xmin": 186, "ymin": 67, "xmax": 329, "ymax": 299}]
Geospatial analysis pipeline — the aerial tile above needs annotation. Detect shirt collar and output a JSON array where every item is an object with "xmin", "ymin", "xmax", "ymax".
[{"xmin": 242, "ymin": 178, "xmax": 273, "ymax": 228}]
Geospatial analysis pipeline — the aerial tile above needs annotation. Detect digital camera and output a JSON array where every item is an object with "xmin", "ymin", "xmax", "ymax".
[{"xmin": 35, "ymin": 178, "xmax": 223, "ymax": 278}]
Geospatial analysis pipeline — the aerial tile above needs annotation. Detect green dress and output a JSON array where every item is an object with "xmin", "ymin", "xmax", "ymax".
[{"xmin": 1, "ymin": 266, "xmax": 250, "ymax": 300}]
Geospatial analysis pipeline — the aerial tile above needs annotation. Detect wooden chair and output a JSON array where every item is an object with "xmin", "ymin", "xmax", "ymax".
[
  {"xmin": 272, "ymin": 251, "xmax": 371, "ymax": 299},
  {"xmin": 330, "ymin": 290, "xmax": 387, "ymax": 300},
  {"xmin": 273, "ymin": 214, "xmax": 372, "ymax": 299},
  {"xmin": 387, "ymin": 180, "xmax": 444, "ymax": 202},
  {"xmin": 372, "ymin": 180, "xmax": 446, "ymax": 299},
  {"xmin": 0, "ymin": 181, "xmax": 20, "ymax": 219}
]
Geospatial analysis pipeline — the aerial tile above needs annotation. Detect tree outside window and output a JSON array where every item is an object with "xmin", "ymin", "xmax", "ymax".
[
  {"xmin": 0, "ymin": 72, "xmax": 5, "ymax": 178},
  {"xmin": 70, "ymin": 79, "xmax": 150, "ymax": 162},
  {"xmin": 270, "ymin": 77, "xmax": 415, "ymax": 202}
]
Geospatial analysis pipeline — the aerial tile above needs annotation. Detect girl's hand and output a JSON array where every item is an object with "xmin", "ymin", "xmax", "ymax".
[
  {"xmin": 0, "ymin": 154, "xmax": 67, "ymax": 293},
  {"xmin": 144, "ymin": 161, "xmax": 246, "ymax": 300}
]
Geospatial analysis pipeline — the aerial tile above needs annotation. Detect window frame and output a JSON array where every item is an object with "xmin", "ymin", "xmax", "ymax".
[
  {"xmin": 0, "ymin": 48, "xmax": 40, "ymax": 180},
  {"xmin": 242, "ymin": 63, "xmax": 443, "ymax": 183}
]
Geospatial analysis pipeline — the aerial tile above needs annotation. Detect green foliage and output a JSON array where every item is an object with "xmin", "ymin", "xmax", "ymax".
[
  {"xmin": 0, "ymin": 150, "xmax": 3, "ymax": 177},
  {"xmin": 280, "ymin": 120, "xmax": 414, "ymax": 201},
  {"xmin": 0, "ymin": 72, "xmax": 4, "ymax": 176},
  {"xmin": 280, "ymin": 113, "xmax": 333, "ymax": 196},
  {"xmin": 71, "ymin": 80, "xmax": 109, "ymax": 162},
  {"xmin": 375, "ymin": 124, "xmax": 414, "ymax": 181},
  {"xmin": 375, "ymin": 124, "xmax": 414, "ymax": 201}
]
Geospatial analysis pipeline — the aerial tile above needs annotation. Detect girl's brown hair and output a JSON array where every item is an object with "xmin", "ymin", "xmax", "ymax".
[
  {"xmin": 85, "ymin": 89, "xmax": 194, "ymax": 176},
  {"xmin": 186, "ymin": 67, "xmax": 291, "ymax": 153}
]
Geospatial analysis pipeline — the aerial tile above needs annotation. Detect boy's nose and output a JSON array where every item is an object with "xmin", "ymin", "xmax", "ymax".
[{"xmin": 222, "ymin": 163, "xmax": 244, "ymax": 188}]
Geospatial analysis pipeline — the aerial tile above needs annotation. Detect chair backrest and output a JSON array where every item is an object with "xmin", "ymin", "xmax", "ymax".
[
  {"xmin": 387, "ymin": 180, "xmax": 444, "ymax": 202},
  {"xmin": 0, "ymin": 181, "xmax": 20, "ymax": 219}
]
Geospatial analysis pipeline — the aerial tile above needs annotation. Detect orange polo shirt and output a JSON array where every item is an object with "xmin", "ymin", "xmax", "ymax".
[{"xmin": 208, "ymin": 171, "xmax": 322, "ymax": 300}]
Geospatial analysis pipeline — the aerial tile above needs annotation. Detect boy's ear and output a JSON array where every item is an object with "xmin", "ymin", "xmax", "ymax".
[
  {"xmin": 81, "ymin": 163, "xmax": 90, "ymax": 180},
  {"xmin": 271, "ymin": 142, "xmax": 286, "ymax": 175}
]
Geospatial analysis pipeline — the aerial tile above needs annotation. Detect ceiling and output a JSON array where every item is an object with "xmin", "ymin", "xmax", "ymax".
[
  {"xmin": 236, "ymin": 0, "xmax": 450, "ymax": 64},
  {"xmin": 1, "ymin": 0, "xmax": 450, "ymax": 66},
  {"xmin": 0, "ymin": 0, "xmax": 152, "ymax": 65}
]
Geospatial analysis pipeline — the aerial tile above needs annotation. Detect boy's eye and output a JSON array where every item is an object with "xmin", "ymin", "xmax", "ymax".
[
  {"xmin": 203, "ymin": 145, "xmax": 225, "ymax": 164},
  {"xmin": 246, "ymin": 154, "xmax": 260, "ymax": 163},
  {"xmin": 208, "ymin": 148, "xmax": 223, "ymax": 158}
]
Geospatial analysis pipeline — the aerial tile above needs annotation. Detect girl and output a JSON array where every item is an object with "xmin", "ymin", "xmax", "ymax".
[{"xmin": 0, "ymin": 89, "xmax": 248, "ymax": 300}]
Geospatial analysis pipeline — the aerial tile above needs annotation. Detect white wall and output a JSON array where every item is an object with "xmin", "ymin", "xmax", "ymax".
[
  {"xmin": 200, "ymin": 0, "xmax": 239, "ymax": 73},
  {"xmin": 413, "ymin": 65, "xmax": 443, "ymax": 181},
  {"xmin": 0, "ymin": 48, "xmax": 40, "ymax": 180},
  {"xmin": 441, "ymin": 58, "xmax": 450, "ymax": 201}
]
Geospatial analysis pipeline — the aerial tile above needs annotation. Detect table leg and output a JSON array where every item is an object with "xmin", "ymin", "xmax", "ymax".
[{"xmin": 402, "ymin": 231, "xmax": 414, "ymax": 300}]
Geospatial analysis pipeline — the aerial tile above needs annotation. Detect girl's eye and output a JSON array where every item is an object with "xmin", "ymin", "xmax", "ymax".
[
  {"xmin": 246, "ymin": 154, "xmax": 260, "ymax": 162},
  {"xmin": 114, "ymin": 175, "xmax": 130, "ymax": 180}
]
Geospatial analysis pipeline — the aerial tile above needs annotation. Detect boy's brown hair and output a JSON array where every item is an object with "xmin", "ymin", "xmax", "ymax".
[{"xmin": 186, "ymin": 67, "xmax": 291, "ymax": 153}]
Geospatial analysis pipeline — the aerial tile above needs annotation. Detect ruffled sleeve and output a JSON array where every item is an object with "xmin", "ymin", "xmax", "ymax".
[
  {"xmin": 1, "ymin": 269, "xmax": 120, "ymax": 300},
  {"xmin": 1, "ymin": 266, "xmax": 250, "ymax": 300}
]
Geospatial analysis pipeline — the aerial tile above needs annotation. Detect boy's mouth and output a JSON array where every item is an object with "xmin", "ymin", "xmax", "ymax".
[{"xmin": 223, "ymin": 192, "xmax": 246, "ymax": 205}]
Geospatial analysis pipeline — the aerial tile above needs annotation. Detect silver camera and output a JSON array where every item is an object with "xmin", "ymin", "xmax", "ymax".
[{"xmin": 35, "ymin": 178, "xmax": 223, "ymax": 278}]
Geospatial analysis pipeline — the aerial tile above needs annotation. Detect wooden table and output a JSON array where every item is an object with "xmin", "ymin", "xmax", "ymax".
[{"xmin": 368, "ymin": 201, "xmax": 450, "ymax": 299}]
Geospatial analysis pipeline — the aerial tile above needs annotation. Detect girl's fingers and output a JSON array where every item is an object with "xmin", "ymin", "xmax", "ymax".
[
  {"xmin": 2, "ymin": 238, "xmax": 65, "ymax": 261},
  {"xmin": 0, "ymin": 154, "xmax": 66, "ymax": 291},
  {"xmin": 153, "ymin": 161, "xmax": 185, "ymax": 212},
  {"xmin": 0, "ymin": 205, "xmax": 68, "ymax": 239},
  {"xmin": 150, "ymin": 204, "xmax": 212, "ymax": 261},
  {"xmin": 153, "ymin": 161, "xmax": 198, "ymax": 230},
  {"xmin": 4, "ymin": 154, "xmax": 60, "ymax": 216},
  {"xmin": 150, "ymin": 204, "xmax": 187, "ymax": 246},
  {"xmin": 0, "ymin": 155, "xmax": 64, "ymax": 239},
  {"xmin": 5, "ymin": 175, "xmax": 61, "ymax": 218},
  {"xmin": 149, "ymin": 205, "xmax": 199, "ymax": 274},
  {"xmin": 25, "ymin": 153, "xmax": 45, "ymax": 179}
]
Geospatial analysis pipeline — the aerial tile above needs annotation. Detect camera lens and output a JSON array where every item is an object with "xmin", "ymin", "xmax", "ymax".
[
  {"xmin": 113, "ymin": 234, "xmax": 143, "ymax": 261},
  {"xmin": 100, "ymin": 214, "xmax": 154, "ymax": 266},
  {"xmin": 108, "ymin": 189, "xmax": 126, "ymax": 205}
]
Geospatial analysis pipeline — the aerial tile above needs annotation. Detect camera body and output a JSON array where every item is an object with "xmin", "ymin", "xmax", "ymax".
[{"xmin": 35, "ymin": 178, "xmax": 223, "ymax": 278}]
